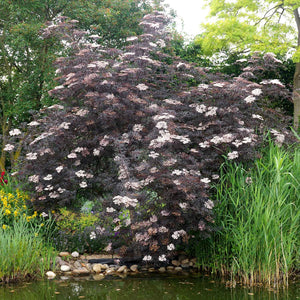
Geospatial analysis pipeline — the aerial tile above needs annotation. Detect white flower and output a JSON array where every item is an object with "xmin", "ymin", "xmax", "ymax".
[
  {"xmin": 43, "ymin": 174, "xmax": 52, "ymax": 181},
  {"xmin": 106, "ymin": 207, "xmax": 116, "ymax": 213},
  {"xmin": 56, "ymin": 166, "xmax": 63, "ymax": 173},
  {"xmin": 74, "ymin": 147, "xmax": 84, "ymax": 153},
  {"xmin": 213, "ymin": 82, "xmax": 225, "ymax": 87},
  {"xmin": 79, "ymin": 181, "xmax": 87, "ymax": 188},
  {"xmin": 156, "ymin": 121, "xmax": 168, "ymax": 129},
  {"xmin": 172, "ymin": 170, "xmax": 182, "ymax": 176},
  {"xmin": 212, "ymin": 174, "xmax": 220, "ymax": 180},
  {"xmin": 159, "ymin": 254, "xmax": 167, "ymax": 262},
  {"xmin": 3, "ymin": 144, "xmax": 14, "ymax": 152},
  {"xmin": 76, "ymin": 109, "xmax": 89, "ymax": 117},
  {"xmin": 167, "ymin": 243, "xmax": 175, "ymax": 251},
  {"xmin": 26, "ymin": 152, "xmax": 38, "ymax": 160},
  {"xmin": 142, "ymin": 255, "xmax": 152, "ymax": 261},
  {"xmin": 75, "ymin": 170, "xmax": 87, "ymax": 177},
  {"xmin": 242, "ymin": 137, "xmax": 252, "ymax": 144},
  {"xmin": 179, "ymin": 202, "xmax": 188, "ymax": 209},
  {"xmin": 113, "ymin": 196, "xmax": 138, "ymax": 208},
  {"xmin": 58, "ymin": 122, "xmax": 71, "ymax": 129},
  {"xmin": 93, "ymin": 149, "xmax": 100, "ymax": 156},
  {"xmin": 158, "ymin": 226, "xmax": 168, "ymax": 233},
  {"xmin": 244, "ymin": 95, "xmax": 256, "ymax": 103},
  {"xmin": 252, "ymin": 114, "xmax": 264, "ymax": 121},
  {"xmin": 251, "ymin": 88, "xmax": 262, "ymax": 96},
  {"xmin": 228, "ymin": 151, "xmax": 239, "ymax": 160},
  {"xmin": 199, "ymin": 141, "xmax": 210, "ymax": 148},
  {"xmin": 58, "ymin": 187, "xmax": 66, "ymax": 193},
  {"xmin": 172, "ymin": 231, "xmax": 180, "ymax": 240},
  {"xmin": 67, "ymin": 153, "xmax": 77, "ymax": 159},
  {"xmin": 149, "ymin": 151, "xmax": 159, "ymax": 158},
  {"xmin": 204, "ymin": 200, "xmax": 214, "ymax": 209},
  {"xmin": 90, "ymin": 231, "xmax": 96, "ymax": 240},
  {"xmin": 9, "ymin": 129, "xmax": 22, "ymax": 136},
  {"xmin": 126, "ymin": 36, "xmax": 138, "ymax": 42},
  {"xmin": 41, "ymin": 212, "xmax": 48, "ymax": 218},
  {"xmin": 150, "ymin": 215, "xmax": 158, "ymax": 223},
  {"xmin": 198, "ymin": 83, "xmax": 209, "ymax": 89},
  {"xmin": 133, "ymin": 124, "xmax": 144, "ymax": 132},
  {"xmin": 28, "ymin": 175, "xmax": 39, "ymax": 183},
  {"xmin": 44, "ymin": 185, "xmax": 53, "ymax": 191},
  {"xmin": 201, "ymin": 178, "xmax": 211, "ymax": 184},
  {"xmin": 136, "ymin": 84, "xmax": 149, "ymax": 91},
  {"xmin": 28, "ymin": 121, "xmax": 40, "ymax": 126},
  {"xmin": 261, "ymin": 79, "xmax": 284, "ymax": 86},
  {"xmin": 49, "ymin": 192, "xmax": 59, "ymax": 199}
]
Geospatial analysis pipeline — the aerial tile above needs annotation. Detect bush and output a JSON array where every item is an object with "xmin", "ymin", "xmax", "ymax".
[{"xmin": 7, "ymin": 12, "xmax": 295, "ymax": 263}]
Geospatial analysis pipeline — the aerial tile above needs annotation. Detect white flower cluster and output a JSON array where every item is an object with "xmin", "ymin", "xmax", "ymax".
[
  {"xmin": 136, "ymin": 83, "xmax": 149, "ymax": 91},
  {"xmin": 113, "ymin": 195, "xmax": 138, "ymax": 207},
  {"xmin": 227, "ymin": 151, "xmax": 239, "ymax": 160},
  {"xmin": 9, "ymin": 129, "xmax": 22, "ymax": 136},
  {"xmin": 172, "ymin": 229, "xmax": 186, "ymax": 240},
  {"xmin": 3, "ymin": 144, "xmax": 14, "ymax": 152}
]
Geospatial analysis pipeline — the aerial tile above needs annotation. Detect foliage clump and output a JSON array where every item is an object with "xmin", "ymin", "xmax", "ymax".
[{"xmin": 14, "ymin": 12, "xmax": 295, "ymax": 262}]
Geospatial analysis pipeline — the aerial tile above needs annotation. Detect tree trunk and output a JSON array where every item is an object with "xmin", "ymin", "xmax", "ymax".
[
  {"xmin": 293, "ymin": 62, "xmax": 300, "ymax": 130},
  {"xmin": 293, "ymin": 9, "xmax": 300, "ymax": 130}
]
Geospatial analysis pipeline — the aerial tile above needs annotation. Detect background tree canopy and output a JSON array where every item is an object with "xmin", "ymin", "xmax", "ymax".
[{"xmin": 0, "ymin": 0, "xmax": 157, "ymax": 170}]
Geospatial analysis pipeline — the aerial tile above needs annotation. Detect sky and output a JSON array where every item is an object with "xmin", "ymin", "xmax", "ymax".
[{"xmin": 163, "ymin": 0, "xmax": 210, "ymax": 38}]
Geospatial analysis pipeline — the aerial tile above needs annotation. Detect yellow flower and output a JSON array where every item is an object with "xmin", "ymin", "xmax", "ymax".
[
  {"xmin": 4, "ymin": 209, "xmax": 11, "ymax": 215},
  {"xmin": 34, "ymin": 233, "xmax": 38, "ymax": 237},
  {"xmin": 14, "ymin": 210, "xmax": 19, "ymax": 217},
  {"xmin": 40, "ymin": 223, "xmax": 44, "ymax": 227},
  {"xmin": 2, "ymin": 224, "xmax": 7, "ymax": 230}
]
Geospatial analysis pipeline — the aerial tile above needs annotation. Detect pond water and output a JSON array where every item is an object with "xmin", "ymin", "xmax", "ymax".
[{"xmin": 0, "ymin": 274, "xmax": 299, "ymax": 300}]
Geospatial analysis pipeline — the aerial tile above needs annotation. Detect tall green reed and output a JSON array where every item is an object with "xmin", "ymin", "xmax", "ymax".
[
  {"xmin": 205, "ymin": 140, "xmax": 299, "ymax": 286},
  {"xmin": 0, "ymin": 216, "xmax": 57, "ymax": 283}
]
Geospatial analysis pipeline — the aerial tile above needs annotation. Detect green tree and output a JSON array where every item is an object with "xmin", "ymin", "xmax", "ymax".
[{"xmin": 199, "ymin": 0, "xmax": 300, "ymax": 129}]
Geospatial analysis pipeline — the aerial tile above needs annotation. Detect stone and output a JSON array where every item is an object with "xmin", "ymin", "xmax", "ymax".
[
  {"xmin": 189, "ymin": 262, "xmax": 194, "ymax": 267},
  {"xmin": 190, "ymin": 258, "xmax": 197, "ymax": 263},
  {"xmin": 71, "ymin": 251, "xmax": 80, "ymax": 258},
  {"xmin": 130, "ymin": 265, "xmax": 138, "ymax": 272},
  {"xmin": 93, "ymin": 274, "xmax": 105, "ymax": 281},
  {"xmin": 148, "ymin": 268, "xmax": 155, "ymax": 272},
  {"xmin": 174, "ymin": 267, "xmax": 183, "ymax": 272},
  {"xmin": 181, "ymin": 259, "xmax": 189, "ymax": 265},
  {"xmin": 105, "ymin": 268, "xmax": 115, "ymax": 275},
  {"xmin": 61, "ymin": 265, "xmax": 71, "ymax": 272},
  {"xmin": 59, "ymin": 252, "xmax": 70, "ymax": 257},
  {"xmin": 158, "ymin": 267, "xmax": 166, "ymax": 273},
  {"xmin": 92, "ymin": 264, "xmax": 102, "ymax": 273},
  {"xmin": 102, "ymin": 264, "xmax": 109, "ymax": 270},
  {"xmin": 116, "ymin": 265, "xmax": 127, "ymax": 273},
  {"xmin": 166, "ymin": 266, "xmax": 174, "ymax": 271},
  {"xmin": 74, "ymin": 261, "xmax": 83, "ymax": 269},
  {"xmin": 46, "ymin": 271, "xmax": 56, "ymax": 279},
  {"xmin": 72, "ymin": 268, "xmax": 90, "ymax": 276},
  {"xmin": 171, "ymin": 260, "xmax": 180, "ymax": 267},
  {"xmin": 55, "ymin": 256, "xmax": 67, "ymax": 266}
]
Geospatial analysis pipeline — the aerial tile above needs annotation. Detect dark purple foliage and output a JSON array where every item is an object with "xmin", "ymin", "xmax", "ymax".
[{"xmin": 17, "ymin": 12, "xmax": 294, "ymax": 262}]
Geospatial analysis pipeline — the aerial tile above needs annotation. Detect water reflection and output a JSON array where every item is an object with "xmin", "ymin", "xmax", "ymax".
[{"xmin": 0, "ymin": 274, "xmax": 299, "ymax": 300}]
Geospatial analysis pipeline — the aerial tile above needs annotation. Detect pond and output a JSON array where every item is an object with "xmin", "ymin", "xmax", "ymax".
[{"xmin": 1, "ymin": 274, "xmax": 299, "ymax": 300}]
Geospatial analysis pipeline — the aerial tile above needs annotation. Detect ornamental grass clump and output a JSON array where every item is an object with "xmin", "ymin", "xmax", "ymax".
[
  {"xmin": 7, "ymin": 12, "xmax": 296, "ymax": 263},
  {"xmin": 0, "ymin": 216, "xmax": 56, "ymax": 283},
  {"xmin": 211, "ymin": 140, "xmax": 300, "ymax": 286}
]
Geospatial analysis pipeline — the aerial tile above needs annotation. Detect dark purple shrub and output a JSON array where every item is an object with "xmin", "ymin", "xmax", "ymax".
[{"xmin": 15, "ymin": 12, "xmax": 294, "ymax": 263}]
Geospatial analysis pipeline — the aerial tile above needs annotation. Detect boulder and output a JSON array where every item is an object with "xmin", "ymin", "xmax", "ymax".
[
  {"xmin": 116, "ymin": 265, "xmax": 127, "ymax": 273},
  {"xmin": 130, "ymin": 265, "xmax": 138, "ymax": 272},
  {"xmin": 71, "ymin": 251, "xmax": 80, "ymax": 258},
  {"xmin": 92, "ymin": 264, "xmax": 102, "ymax": 273},
  {"xmin": 61, "ymin": 265, "xmax": 71, "ymax": 272},
  {"xmin": 46, "ymin": 271, "xmax": 56, "ymax": 279},
  {"xmin": 59, "ymin": 252, "xmax": 70, "ymax": 257}
]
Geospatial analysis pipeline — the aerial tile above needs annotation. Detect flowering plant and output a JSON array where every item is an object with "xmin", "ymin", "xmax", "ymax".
[{"xmin": 10, "ymin": 12, "xmax": 295, "ymax": 262}]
